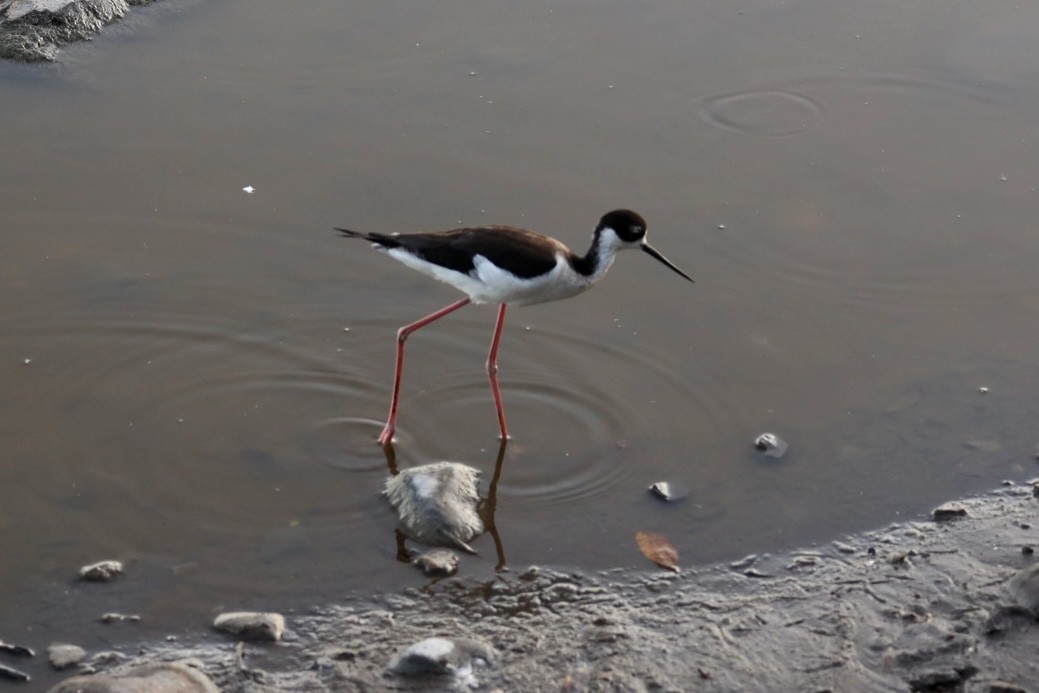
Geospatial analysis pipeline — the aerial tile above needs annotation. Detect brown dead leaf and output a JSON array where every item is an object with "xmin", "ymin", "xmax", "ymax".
[{"xmin": 636, "ymin": 531, "xmax": 680, "ymax": 572}]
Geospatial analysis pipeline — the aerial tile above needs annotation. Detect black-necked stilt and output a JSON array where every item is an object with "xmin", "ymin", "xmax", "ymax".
[{"xmin": 337, "ymin": 209, "xmax": 693, "ymax": 444}]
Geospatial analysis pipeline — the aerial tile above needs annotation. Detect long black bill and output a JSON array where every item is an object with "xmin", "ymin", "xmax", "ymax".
[{"xmin": 642, "ymin": 243, "xmax": 694, "ymax": 283}]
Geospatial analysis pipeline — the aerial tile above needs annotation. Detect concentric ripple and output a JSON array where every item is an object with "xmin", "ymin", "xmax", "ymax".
[{"xmin": 698, "ymin": 89, "xmax": 822, "ymax": 138}]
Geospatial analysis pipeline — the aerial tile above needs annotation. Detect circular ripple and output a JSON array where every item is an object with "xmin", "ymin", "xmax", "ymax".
[
  {"xmin": 306, "ymin": 416, "xmax": 393, "ymax": 473},
  {"xmin": 376, "ymin": 321, "xmax": 744, "ymax": 507},
  {"xmin": 699, "ymin": 89, "xmax": 822, "ymax": 137}
]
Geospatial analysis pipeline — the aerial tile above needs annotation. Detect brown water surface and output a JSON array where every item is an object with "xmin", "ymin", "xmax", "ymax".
[{"xmin": 2, "ymin": 0, "xmax": 1039, "ymax": 669}]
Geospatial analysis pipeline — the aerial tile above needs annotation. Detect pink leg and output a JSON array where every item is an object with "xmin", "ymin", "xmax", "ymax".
[
  {"xmin": 486, "ymin": 303, "xmax": 510, "ymax": 441},
  {"xmin": 378, "ymin": 297, "xmax": 471, "ymax": 445}
]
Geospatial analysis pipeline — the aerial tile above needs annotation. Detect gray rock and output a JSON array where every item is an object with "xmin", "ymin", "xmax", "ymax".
[
  {"xmin": 78, "ymin": 560, "xmax": 123, "ymax": 581},
  {"xmin": 100, "ymin": 612, "xmax": 140, "ymax": 624},
  {"xmin": 390, "ymin": 637, "xmax": 496, "ymax": 681},
  {"xmin": 0, "ymin": 0, "xmax": 157, "ymax": 62},
  {"xmin": 932, "ymin": 503, "xmax": 969, "ymax": 522},
  {"xmin": 212, "ymin": 611, "xmax": 285, "ymax": 642},
  {"xmin": 385, "ymin": 462, "xmax": 483, "ymax": 553},
  {"xmin": 47, "ymin": 643, "xmax": 86, "ymax": 670},
  {"xmin": 47, "ymin": 661, "xmax": 218, "ymax": 692},
  {"xmin": 413, "ymin": 548, "xmax": 460, "ymax": 576}
]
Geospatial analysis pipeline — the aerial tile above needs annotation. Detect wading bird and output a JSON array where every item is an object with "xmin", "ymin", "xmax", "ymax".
[{"xmin": 337, "ymin": 209, "xmax": 693, "ymax": 444}]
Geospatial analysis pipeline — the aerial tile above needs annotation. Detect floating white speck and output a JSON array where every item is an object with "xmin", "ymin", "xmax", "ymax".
[
  {"xmin": 979, "ymin": 386, "xmax": 989, "ymax": 394},
  {"xmin": 718, "ymin": 224, "xmax": 727, "ymax": 230},
  {"xmin": 999, "ymin": 175, "xmax": 1008, "ymax": 182},
  {"xmin": 242, "ymin": 186, "xmax": 255, "ymax": 194},
  {"xmin": 23, "ymin": 358, "xmax": 31, "ymax": 365}
]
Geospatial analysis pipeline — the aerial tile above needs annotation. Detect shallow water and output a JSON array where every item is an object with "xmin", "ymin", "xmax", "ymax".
[{"xmin": 2, "ymin": 0, "xmax": 1039, "ymax": 664}]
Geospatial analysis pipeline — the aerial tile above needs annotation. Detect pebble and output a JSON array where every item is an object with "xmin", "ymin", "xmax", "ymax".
[
  {"xmin": 47, "ymin": 644, "xmax": 86, "ymax": 670},
  {"xmin": 47, "ymin": 661, "xmax": 218, "ymax": 693},
  {"xmin": 648, "ymin": 480, "xmax": 690, "ymax": 502},
  {"xmin": 101, "ymin": 612, "xmax": 141, "ymax": 624},
  {"xmin": 754, "ymin": 433, "xmax": 788, "ymax": 459},
  {"xmin": 213, "ymin": 612, "xmax": 285, "ymax": 642},
  {"xmin": 413, "ymin": 549, "xmax": 459, "ymax": 576},
  {"xmin": 78, "ymin": 560, "xmax": 124, "ymax": 582},
  {"xmin": 931, "ymin": 504, "xmax": 968, "ymax": 522}
]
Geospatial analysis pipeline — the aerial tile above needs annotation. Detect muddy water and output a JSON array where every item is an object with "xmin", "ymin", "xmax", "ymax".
[{"xmin": 2, "ymin": 0, "xmax": 1039, "ymax": 660}]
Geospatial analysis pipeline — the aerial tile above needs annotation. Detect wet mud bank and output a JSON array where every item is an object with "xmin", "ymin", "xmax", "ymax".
[
  {"xmin": 32, "ymin": 483, "xmax": 1039, "ymax": 692},
  {"xmin": 0, "ymin": 0, "xmax": 157, "ymax": 61}
]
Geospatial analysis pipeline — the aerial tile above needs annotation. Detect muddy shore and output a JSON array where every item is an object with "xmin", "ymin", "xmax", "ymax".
[{"xmin": 26, "ymin": 483, "xmax": 1039, "ymax": 692}]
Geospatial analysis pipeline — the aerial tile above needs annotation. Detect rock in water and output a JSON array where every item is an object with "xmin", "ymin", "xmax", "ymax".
[
  {"xmin": 47, "ymin": 644, "xmax": 86, "ymax": 670},
  {"xmin": 212, "ymin": 612, "xmax": 285, "ymax": 642},
  {"xmin": 78, "ymin": 560, "xmax": 123, "ymax": 582},
  {"xmin": 413, "ymin": 549, "xmax": 460, "ymax": 576},
  {"xmin": 385, "ymin": 462, "xmax": 483, "ymax": 553}
]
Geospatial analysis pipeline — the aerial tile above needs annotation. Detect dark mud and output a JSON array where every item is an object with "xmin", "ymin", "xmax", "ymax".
[{"xmin": 38, "ymin": 484, "xmax": 1039, "ymax": 692}]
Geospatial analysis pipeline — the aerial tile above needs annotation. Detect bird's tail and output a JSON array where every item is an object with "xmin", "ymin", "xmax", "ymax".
[{"xmin": 334, "ymin": 227, "xmax": 400, "ymax": 249}]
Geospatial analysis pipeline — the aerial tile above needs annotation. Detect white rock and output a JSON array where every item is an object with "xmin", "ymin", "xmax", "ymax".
[{"xmin": 213, "ymin": 611, "xmax": 285, "ymax": 642}]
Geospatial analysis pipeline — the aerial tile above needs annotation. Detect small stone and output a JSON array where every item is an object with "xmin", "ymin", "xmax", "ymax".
[
  {"xmin": 931, "ymin": 504, "xmax": 968, "ymax": 522},
  {"xmin": 754, "ymin": 433, "xmax": 788, "ymax": 458},
  {"xmin": 1021, "ymin": 546, "xmax": 1033, "ymax": 556},
  {"xmin": 78, "ymin": 560, "xmax": 123, "ymax": 582},
  {"xmin": 648, "ymin": 480, "xmax": 690, "ymax": 502},
  {"xmin": 101, "ymin": 612, "xmax": 141, "ymax": 624},
  {"xmin": 413, "ymin": 549, "xmax": 459, "ymax": 576},
  {"xmin": 47, "ymin": 644, "xmax": 86, "ymax": 670},
  {"xmin": 213, "ymin": 612, "xmax": 285, "ymax": 642},
  {"xmin": 831, "ymin": 540, "xmax": 857, "ymax": 554}
]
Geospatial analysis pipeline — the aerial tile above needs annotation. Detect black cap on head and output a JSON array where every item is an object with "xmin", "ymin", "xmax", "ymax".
[{"xmin": 597, "ymin": 209, "xmax": 648, "ymax": 243}]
